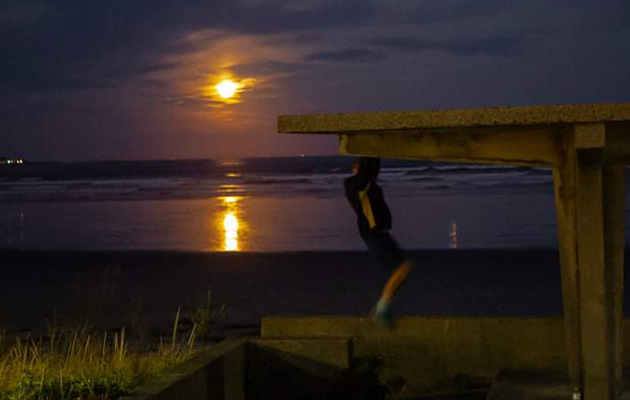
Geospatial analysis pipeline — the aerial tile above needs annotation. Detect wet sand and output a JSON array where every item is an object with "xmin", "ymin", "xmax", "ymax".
[{"xmin": 1, "ymin": 248, "xmax": 621, "ymax": 337}]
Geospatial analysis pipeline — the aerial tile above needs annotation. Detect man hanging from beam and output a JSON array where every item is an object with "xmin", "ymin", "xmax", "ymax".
[{"xmin": 345, "ymin": 157, "xmax": 414, "ymax": 328}]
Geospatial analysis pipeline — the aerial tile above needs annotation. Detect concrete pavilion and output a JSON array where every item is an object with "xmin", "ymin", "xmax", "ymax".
[{"xmin": 278, "ymin": 103, "xmax": 630, "ymax": 400}]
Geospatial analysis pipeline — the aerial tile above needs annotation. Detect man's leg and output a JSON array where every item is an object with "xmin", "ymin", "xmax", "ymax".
[
  {"xmin": 366, "ymin": 231, "xmax": 413, "ymax": 326},
  {"xmin": 382, "ymin": 259, "xmax": 414, "ymax": 299},
  {"xmin": 374, "ymin": 259, "xmax": 414, "ymax": 320}
]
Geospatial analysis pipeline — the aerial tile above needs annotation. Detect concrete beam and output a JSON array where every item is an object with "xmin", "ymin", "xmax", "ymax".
[
  {"xmin": 338, "ymin": 126, "xmax": 562, "ymax": 166},
  {"xmin": 278, "ymin": 103, "xmax": 630, "ymax": 134},
  {"xmin": 575, "ymin": 123, "xmax": 606, "ymax": 149},
  {"xmin": 603, "ymin": 124, "xmax": 630, "ymax": 162}
]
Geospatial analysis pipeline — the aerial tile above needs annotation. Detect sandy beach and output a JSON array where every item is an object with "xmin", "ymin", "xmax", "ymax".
[{"xmin": 0, "ymin": 248, "xmax": 588, "ymax": 338}]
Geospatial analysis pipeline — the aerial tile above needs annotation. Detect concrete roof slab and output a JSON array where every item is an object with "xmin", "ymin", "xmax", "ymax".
[{"xmin": 278, "ymin": 103, "xmax": 630, "ymax": 134}]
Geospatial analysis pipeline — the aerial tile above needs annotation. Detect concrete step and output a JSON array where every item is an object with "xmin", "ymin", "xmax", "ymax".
[
  {"xmin": 488, "ymin": 369, "xmax": 630, "ymax": 400},
  {"xmin": 487, "ymin": 369, "xmax": 574, "ymax": 400}
]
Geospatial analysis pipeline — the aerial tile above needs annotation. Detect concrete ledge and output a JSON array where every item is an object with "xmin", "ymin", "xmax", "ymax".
[
  {"xmin": 488, "ymin": 370, "xmax": 630, "ymax": 400},
  {"xmin": 121, "ymin": 338, "xmax": 247, "ymax": 400},
  {"xmin": 262, "ymin": 316, "xmax": 569, "ymax": 370},
  {"xmin": 246, "ymin": 338, "xmax": 352, "ymax": 399},
  {"xmin": 252, "ymin": 337, "xmax": 352, "ymax": 373},
  {"xmin": 125, "ymin": 315, "xmax": 630, "ymax": 399},
  {"xmin": 262, "ymin": 316, "xmax": 627, "ymax": 394},
  {"xmin": 123, "ymin": 337, "xmax": 353, "ymax": 400},
  {"xmin": 486, "ymin": 370, "xmax": 571, "ymax": 400}
]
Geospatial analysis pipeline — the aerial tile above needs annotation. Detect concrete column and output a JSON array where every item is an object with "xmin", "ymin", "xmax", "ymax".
[
  {"xmin": 553, "ymin": 124, "xmax": 625, "ymax": 400},
  {"xmin": 552, "ymin": 136, "xmax": 582, "ymax": 392},
  {"xmin": 577, "ymin": 146, "xmax": 611, "ymax": 400},
  {"xmin": 602, "ymin": 164, "xmax": 626, "ymax": 397}
]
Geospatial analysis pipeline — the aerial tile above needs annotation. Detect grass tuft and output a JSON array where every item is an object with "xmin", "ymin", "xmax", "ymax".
[{"xmin": 0, "ymin": 304, "xmax": 221, "ymax": 400}]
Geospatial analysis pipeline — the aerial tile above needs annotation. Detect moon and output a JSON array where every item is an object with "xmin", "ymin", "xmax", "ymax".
[{"xmin": 216, "ymin": 80, "xmax": 238, "ymax": 99}]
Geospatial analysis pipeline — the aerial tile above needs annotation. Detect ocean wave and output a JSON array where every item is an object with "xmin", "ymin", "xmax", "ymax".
[
  {"xmin": 424, "ymin": 184, "xmax": 452, "ymax": 190},
  {"xmin": 0, "ymin": 156, "xmax": 564, "ymax": 203},
  {"xmin": 403, "ymin": 165, "xmax": 523, "ymax": 176},
  {"xmin": 410, "ymin": 176, "xmax": 443, "ymax": 182},
  {"xmin": 526, "ymin": 168, "xmax": 552, "ymax": 176},
  {"xmin": 244, "ymin": 177, "xmax": 313, "ymax": 185}
]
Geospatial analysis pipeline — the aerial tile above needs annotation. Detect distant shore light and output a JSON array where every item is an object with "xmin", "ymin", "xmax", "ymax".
[{"xmin": 1, "ymin": 158, "xmax": 24, "ymax": 165}]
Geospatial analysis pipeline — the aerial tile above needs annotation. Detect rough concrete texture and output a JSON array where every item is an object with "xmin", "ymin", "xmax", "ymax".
[
  {"xmin": 486, "ymin": 369, "xmax": 572, "ymax": 400},
  {"xmin": 261, "ymin": 316, "xmax": 630, "ymax": 395},
  {"xmin": 121, "ymin": 338, "xmax": 246, "ymax": 400},
  {"xmin": 276, "ymin": 103, "xmax": 630, "ymax": 399},
  {"xmin": 123, "ymin": 337, "xmax": 352, "ymax": 400},
  {"xmin": 246, "ymin": 339, "xmax": 352, "ymax": 399},
  {"xmin": 278, "ymin": 103, "xmax": 630, "ymax": 134},
  {"xmin": 486, "ymin": 369, "xmax": 630, "ymax": 400},
  {"xmin": 337, "ymin": 128, "xmax": 562, "ymax": 167},
  {"xmin": 252, "ymin": 337, "xmax": 351, "ymax": 373}
]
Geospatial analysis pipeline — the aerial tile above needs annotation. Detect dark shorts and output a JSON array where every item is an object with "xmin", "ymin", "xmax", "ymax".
[{"xmin": 362, "ymin": 230, "xmax": 406, "ymax": 270}]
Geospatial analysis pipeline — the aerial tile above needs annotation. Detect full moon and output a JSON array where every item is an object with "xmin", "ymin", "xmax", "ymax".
[{"xmin": 216, "ymin": 80, "xmax": 238, "ymax": 99}]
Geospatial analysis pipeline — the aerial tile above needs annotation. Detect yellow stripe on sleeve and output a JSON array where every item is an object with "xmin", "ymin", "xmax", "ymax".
[{"xmin": 359, "ymin": 183, "xmax": 377, "ymax": 230}]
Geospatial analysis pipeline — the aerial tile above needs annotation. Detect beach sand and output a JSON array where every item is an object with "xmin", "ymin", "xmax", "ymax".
[{"xmin": 4, "ymin": 248, "xmax": 623, "ymax": 338}]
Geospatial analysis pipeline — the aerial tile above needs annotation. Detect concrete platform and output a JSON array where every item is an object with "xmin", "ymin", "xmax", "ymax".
[
  {"xmin": 487, "ymin": 370, "xmax": 572, "ymax": 400},
  {"xmin": 263, "ymin": 316, "xmax": 569, "ymax": 394},
  {"xmin": 487, "ymin": 370, "xmax": 630, "ymax": 400},
  {"xmin": 278, "ymin": 102, "xmax": 630, "ymax": 399},
  {"xmin": 123, "ymin": 316, "xmax": 630, "ymax": 399}
]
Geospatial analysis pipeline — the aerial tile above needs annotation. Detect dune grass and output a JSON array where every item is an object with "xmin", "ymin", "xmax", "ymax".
[{"xmin": 0, "ymin": 290, "xmax": 225, "ymax": 400}]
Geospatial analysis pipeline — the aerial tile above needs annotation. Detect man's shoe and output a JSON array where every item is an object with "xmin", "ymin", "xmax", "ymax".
[{"xmin": 372, "ymin": 298, "xmax": 394, "ymax": 330}]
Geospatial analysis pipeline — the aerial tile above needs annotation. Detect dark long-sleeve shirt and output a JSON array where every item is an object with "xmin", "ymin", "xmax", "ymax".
[{"xmin": 344, "ymin": 157, "xmax": 392, "ymax": 238}]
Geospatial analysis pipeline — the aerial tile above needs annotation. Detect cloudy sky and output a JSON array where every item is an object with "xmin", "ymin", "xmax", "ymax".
[{"xmin": 1, "ymin": 0, "xmax": 629, "ymax": 161}]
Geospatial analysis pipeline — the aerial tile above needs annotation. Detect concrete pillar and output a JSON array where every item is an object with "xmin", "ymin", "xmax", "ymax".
[
  {"xmin": 553, "ymin": 124, "xmax": 625, "ymax": 400},
  {"xmin": 602, "ymin": 164, "xmax": 626, "ymax": 396},
  {"xmin": 552, "ymin": 134, "xmax": 582, "ymax": 392}
]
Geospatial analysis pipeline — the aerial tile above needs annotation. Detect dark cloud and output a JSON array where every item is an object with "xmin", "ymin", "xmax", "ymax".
[
  {"xmin": 304, "ymin": 48, "xmax": 388, "ymax": 63},
  {"xmin": 229, "ymin": 61, "xmax": 307, "ymax": 77},
  {"xmin": 0, "ymin": 2, "xmax": 55, "ymax": 28},
  {"xmin": 448, "ymin": 0, "xmax": 514, "ymax": 20},
  {"xmin": 0, "ymin": 0, "xmax": 382, "ymax": 95},
  {"xmin": 1, "ymin": 1, "xmax": 178, "ymax": 94},
  {"xmin": 1, "ymin": 0, "xmax": 614, "ymax": 97},
  {"xmin": 200, "ymin": 0, "xmax": 379, "ymax": 35},
  {"xmin": 378, "ymin": 0, "xmax": 514, "ymax": 25},
  {"xmin": 167, "ymin": 96, "xmax": 224, "ymax": 109},
  {"xmin": 368, "ymin": 36, "xmax": 522, "ymax": 57},
  {"xmin": 1, "ymin": 0, "xmax": 629, "ymax": 161}
]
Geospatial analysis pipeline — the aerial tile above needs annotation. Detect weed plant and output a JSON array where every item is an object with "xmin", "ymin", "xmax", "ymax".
[{"xmin": 0, "ymin": 300, "xmax": 222, "ymax": 400}]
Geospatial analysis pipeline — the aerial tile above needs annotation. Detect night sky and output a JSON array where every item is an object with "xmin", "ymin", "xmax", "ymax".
[{"xmin": 2, "ymin": 0, "xmax": 629, "ymax": 162}]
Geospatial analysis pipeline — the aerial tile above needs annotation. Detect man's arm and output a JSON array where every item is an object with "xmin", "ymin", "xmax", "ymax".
[{"xmin": 355, "ymin": 157, "xmax": 380, "ymax": 190}]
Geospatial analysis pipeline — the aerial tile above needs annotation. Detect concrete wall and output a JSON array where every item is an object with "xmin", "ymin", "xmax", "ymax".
[
  {"xmin": 262, "ymin": 316, "xmax": 630, "ymax": 394},
  {"xmin": 246, "ymin": 338, "xmax": 352, "ymax": 399},
  {"xmin": 121, "ymin": 339, "xmax": 247, "ymax": 400},
  {"xmin": 123, "ymin": 337, "xmax": 352, "ymax": 400},
  {"xmin": 125, "ymin": 316, "xmax": 630, "ymax": 399}
]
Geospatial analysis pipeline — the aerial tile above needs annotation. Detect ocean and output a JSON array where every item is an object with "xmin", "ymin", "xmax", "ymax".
[{"xmin": 0, "ymin": 156, "xmax": 625, "ymax": 252}]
